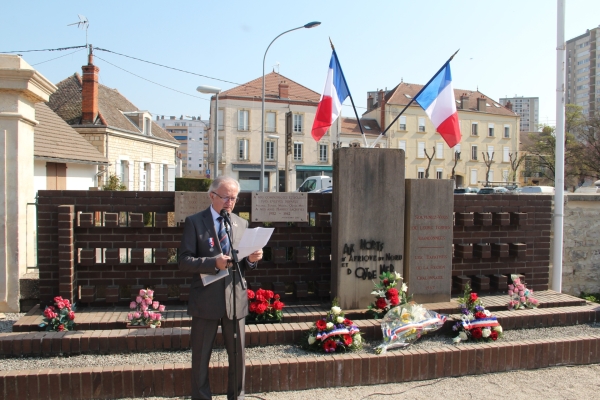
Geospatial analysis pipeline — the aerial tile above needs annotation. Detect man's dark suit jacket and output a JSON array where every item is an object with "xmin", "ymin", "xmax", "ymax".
[{"xmin": 178, "ymin": 207, "xmax": 251, "ymax": 320}]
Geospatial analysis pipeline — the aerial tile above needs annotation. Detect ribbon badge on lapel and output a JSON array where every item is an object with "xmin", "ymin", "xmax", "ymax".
[{"xmin": 208, "ymin": 237, "xmax": 215, "ymax": 251}]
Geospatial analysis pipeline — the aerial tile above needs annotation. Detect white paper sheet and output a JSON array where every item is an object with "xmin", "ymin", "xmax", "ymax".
[
  {"xmin": 201, "ymin": 268, "xmax": 229, "ymax": 286},
  {"xmin": 235, "ymin": 227, "xmax": 274, "ymax": 260}
]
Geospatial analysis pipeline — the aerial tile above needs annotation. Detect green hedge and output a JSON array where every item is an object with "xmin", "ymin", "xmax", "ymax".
[{"xmin": 175, "ymin": 178, "xmax": 212, "ymax": 192}]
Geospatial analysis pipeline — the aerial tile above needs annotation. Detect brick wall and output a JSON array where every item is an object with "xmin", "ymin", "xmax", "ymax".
[{"xmin": 37, "ymin": 191, "xmax": 550, "ymax": 306}]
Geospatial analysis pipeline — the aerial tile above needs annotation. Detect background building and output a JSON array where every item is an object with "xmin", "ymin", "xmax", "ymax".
[
  {"xmin": 566, "ymin": 26, "xmax": 599, "ymax": 116},
  {"xmin": 364, "ymin": 83, "xmax": 520, "ymax": 188},
  {"xmin": 499, "ymin": 96, "xmax": 539, "ymax": 131},
  {"xmin": 156, "ymin": 115, "xmax": 208, "ymax": 178}
]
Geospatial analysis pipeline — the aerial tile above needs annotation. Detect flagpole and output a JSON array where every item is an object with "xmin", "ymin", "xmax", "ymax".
[
  {"xmin": 378, "ymin": 49, "xmax": 460, "ymax": 140},
  {"xmin": 330, "ymin": 39, "xmax": 369, "ymax": 147}
]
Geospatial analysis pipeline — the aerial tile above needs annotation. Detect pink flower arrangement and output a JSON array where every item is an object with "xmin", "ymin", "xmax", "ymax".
[
  {"xmin": 40, "ymin": 296, "xmax": 76, "ymax": 331},
  {"xmin": 507, "ymin": 275, "xmax": 538, "ymax": 310},
  {"xmin": 127, "ymin": 288, "xmax": 165, "ymax": 327}
]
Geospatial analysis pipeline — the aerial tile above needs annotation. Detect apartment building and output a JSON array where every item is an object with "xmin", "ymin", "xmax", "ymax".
[
  {"xmin": 499, "ymin": 96, "xmax": 539, "ymax": 132},
  {"xmin": 205, "ymin": 72, "xmax": 322, "ymax": 191},
  {"xmin": 156, "ymin": 115, "xmax": 208, "ymax": 178},
  {"xmin": 566, "ymin": 26, "xmax": 600, "ymax": 116},
  {"xmin": 364, "ymin": 83, "xmax": 520, "ymax": 188}
]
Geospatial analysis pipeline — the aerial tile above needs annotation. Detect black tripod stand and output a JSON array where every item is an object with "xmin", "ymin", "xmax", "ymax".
[{"xmin": 220, "ymin": 210, "xmax": 246, "ymax": 400}]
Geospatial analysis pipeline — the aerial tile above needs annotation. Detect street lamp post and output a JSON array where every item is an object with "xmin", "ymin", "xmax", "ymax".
[
  {"xmin": 267, "ymin": 134, "xmax": 280, "ymax": 191},
  {"xmin": 197, "ymin": 85, "xmax": 221, "ymax": 179},
  {"xmin": 260, "ymin": 21, "xmax": 321, "ymax": 192}
]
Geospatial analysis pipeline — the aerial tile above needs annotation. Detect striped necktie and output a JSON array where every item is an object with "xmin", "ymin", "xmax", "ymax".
[{"xmin": 217, "ymin": 216, "xmax": 230, "ymax": 255}]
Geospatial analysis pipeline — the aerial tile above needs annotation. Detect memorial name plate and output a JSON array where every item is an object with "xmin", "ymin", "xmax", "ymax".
[
  {"xmin": 251, "ymin": 192, "xmax": 307, "ymax": 222},
  {"xmin": 174, "ymin": 192, "xmax": 212, "ymax": 223}
]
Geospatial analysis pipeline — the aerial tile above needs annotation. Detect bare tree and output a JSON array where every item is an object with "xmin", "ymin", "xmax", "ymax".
[
  {"xmin": 424, "ymin": 147, "xmax": 436, "ymax": 178},
  {"xmin": 482, "ymin": 151, "xmax": 495, "ymax": 187},
  {"xmin": 451, "ymin": 151, "xmax": 461, "ymax": 181},
  {"xmin": 508, "ymin": 151, "xmax": 526, "ymax": 183}
]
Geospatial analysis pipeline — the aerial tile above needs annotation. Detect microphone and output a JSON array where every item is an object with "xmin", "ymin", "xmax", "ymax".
[{"xmin": 219, "ymin": 209, "xmax": 232, "ymax": 226}]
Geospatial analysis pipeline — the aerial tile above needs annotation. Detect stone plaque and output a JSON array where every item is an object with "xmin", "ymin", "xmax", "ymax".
[
  {"xmin": 331, "ymin": 148, "xmax": 405, "ymax": 310},
  {"xmin": 174, "ymin": 192, "xmax": 212, "ymax": 223},
  {"xmin": 404, "ymin": 179, "xmax": 454, "ymax": 303},
  {"xmin": 251, "ymin": 192, "xmax": 308, "ymax": 222}
]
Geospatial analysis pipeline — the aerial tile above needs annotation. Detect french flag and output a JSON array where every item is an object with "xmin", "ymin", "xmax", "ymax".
[
  {"xmin": 415, "ymin": 63, "xmax": 461, "ymax": 148},
  {"xmin": 311, "ymin": 51, "xmax": 350, "ymax": 142}
]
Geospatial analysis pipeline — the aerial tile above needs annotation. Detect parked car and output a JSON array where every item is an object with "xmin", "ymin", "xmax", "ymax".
[
  {"xmin": 454, "ymin": 187, "xmax": 479, "ymax": 194},
  {"xmin": 478, "ymin": 187, "xmax": 509, "ymax": 194},
  {"xmin": 297, "ymin": 176, "xmax": 332, "ymax": 193},
  {"xmin": 520, "ymin": 186, "xmax": 555, "ymax": 194},
  {"xmin": 312, "ymin": 186, "xmax": 332, "ymax": 193}
]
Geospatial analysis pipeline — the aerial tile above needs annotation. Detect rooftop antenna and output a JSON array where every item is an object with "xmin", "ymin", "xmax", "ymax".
[
  {"xmin": 68, "ymin": 14, "xmax": 89, "ymax": 46},
  {"xmin": 273, "ymin": 62, "xmax": 280, "ymax": 73}
]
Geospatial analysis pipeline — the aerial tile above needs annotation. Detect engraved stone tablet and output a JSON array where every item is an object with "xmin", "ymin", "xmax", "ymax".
[
  {"xmin": 404, "ymin": 179, "xmax": 454, "ymax": 303},
  {"xmin": 251, "ymin": 192, "xmax": 308, "ymax": 222},
  {"xmin": 174, "ymin": 192, "xmax": 212, "ymax": 223},
  {"xmin": 331, "ymin": 148, "xmax": 405, "ymax": 310}
]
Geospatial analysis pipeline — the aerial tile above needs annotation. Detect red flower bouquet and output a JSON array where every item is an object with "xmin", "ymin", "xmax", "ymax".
[
  {"xmin": 368, "ymin": 271, "xmax": 411, "ymax": 319},
  {"xmin": 452, "ymin": 284, "xmax": 503, "ymax": 343},
  {"xmin": 302, "ymin": 300, "xmax": 362, "ymax": 354},
  {"xmin": 247, "ymin": 288, "xmax": 284, "ymax": 323},
  {"xmin": 40, "ymin": 296, "xmax": 76, "ymax": 332}
]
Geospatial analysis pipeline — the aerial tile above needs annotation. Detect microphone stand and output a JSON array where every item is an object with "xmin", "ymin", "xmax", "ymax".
[{"xmin": 222, "ymin": 215, "xmax": 245, "ymax": 400}]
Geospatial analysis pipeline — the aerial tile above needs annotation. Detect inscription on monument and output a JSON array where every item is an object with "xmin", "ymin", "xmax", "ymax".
[
  {"xmin": 174, "ymin": 192, "xmax": 212, "ymax": 223},
  {"xmin": 251, "ymin": 192, "xmax": 307, "ymax": 222},
  {"xmin": 404, "ymin": 180, "xmax": 454, "ymax": 303},
  {"xmin": 340, "ymin": 239, "xmax": 403, "ymax": 281}
]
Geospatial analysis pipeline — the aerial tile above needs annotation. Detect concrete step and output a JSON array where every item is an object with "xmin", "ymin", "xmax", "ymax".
[{"xmin": 2, "ymin": 334, "xmax": 600, "ymax": 399}]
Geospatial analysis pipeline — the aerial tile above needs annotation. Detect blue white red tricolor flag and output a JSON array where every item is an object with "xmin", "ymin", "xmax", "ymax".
[
  {"xmin": 311, "ymin": 51, "xmax": 350, "ymax": 142},
  {"xmin": 415, "ymin": 62, "xmax": 461, "ymax": 148}
]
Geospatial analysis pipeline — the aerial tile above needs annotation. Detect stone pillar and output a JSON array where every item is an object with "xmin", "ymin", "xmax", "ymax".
[
  {"xmin": 331, "ymin": 147, "xmax": 405, "ymax": 310},
  {"xmin": 0, "ymin": 55, "xmax": 56, "ymax": 312}
]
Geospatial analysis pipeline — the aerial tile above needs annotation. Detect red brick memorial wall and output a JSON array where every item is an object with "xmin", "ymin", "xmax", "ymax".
[{"xmin": 36, "ymin": 191, "xmax": 550, "ymax": 306}]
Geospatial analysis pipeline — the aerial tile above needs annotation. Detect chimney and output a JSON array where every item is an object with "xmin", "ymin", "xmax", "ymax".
[
  {"xmin": 505, "ymin": 100, "xmax": 513, "ymax": 111},
  {"xmin": 81, "ymin": 47, "xmax": 100, "ymax": 125},
  {"xmin": 279, "ymin": 82, "xmax": 289, "ymax": 99},
  {"xmin": 367, "ymin": 95, "xmax": 374, "ymax": 112},
  {"xmin": 477, "ymin": 97, "xmax": 486, "ymax": 111},
  {"xmin": 379, "ymin": 89, "xmax": 386, "ymax": 130},
  {"xmin": 460, "ymin": 94, "xmax": 469, "ymax": 110}
]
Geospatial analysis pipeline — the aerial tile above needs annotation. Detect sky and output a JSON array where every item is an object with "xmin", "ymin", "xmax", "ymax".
[{"xmin": 2, "ymin": 0, "xmax": 599, "ymax": 127}]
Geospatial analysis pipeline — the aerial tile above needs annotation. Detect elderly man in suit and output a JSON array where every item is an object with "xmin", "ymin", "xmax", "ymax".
[{"xmin": 179, "ymin": 176, "xmax": 263, "ymax": 400}]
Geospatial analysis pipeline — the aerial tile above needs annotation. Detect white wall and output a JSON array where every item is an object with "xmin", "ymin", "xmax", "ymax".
[{"xmin": 34, "ymin": 161, "xmax": 98, "ymax": 192}]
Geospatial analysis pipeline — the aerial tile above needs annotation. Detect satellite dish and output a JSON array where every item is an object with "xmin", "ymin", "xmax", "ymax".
[{"xmin": 67, "ymin": 14, "xmax": 90, "ymax": 45}]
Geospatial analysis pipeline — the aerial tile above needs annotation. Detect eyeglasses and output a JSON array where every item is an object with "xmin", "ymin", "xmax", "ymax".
[{"xmin": 211, "ymin": 192, "xmax": 238, "ymax": 203}]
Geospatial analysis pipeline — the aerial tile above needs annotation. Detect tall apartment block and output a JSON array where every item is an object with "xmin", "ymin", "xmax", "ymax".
[
  {"xmin": 499, "ymin": 96, "xmax": 539, "ymax": 132},
  {"xmin": 566, "ymin": 26, "xmax": 600, "ymax": 116},
  {"xmin": 156, "ymin": 115, "xmax": 209, "ymax": 177}
]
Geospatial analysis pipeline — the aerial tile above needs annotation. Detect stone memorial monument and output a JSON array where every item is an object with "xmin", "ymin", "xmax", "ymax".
[
  {"xmin": 403, "ymin": 179, "xmax": 454, "ymax": 303},
  {"xmin": 331, "ymin": 147, "xmax": 405, "ymax": 310}
]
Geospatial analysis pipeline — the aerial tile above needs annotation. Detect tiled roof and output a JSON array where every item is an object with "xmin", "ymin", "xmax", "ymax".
[
  {"xmin": 220, "ymin": 72, "xmax": 320, "ymax": 103},
  {"xmin": 340, "ymin": 117, "xmax": 381, "ymax": 136},
  {"xmin": 34, "ymin": 103, "xmax": 108, "ymax": 164},
  {"xmin": 378, "ymin": 82, "xmax": 518, "ymax": 117},
  {"xmin": 47, "ymin": 73, "xmax": 178, "ymax": 144}
]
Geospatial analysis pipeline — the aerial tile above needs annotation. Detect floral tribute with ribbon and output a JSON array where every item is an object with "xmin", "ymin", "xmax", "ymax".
[
  {"xmin": 302, "ymin": 299, "xmax": 362, "ymax": 354},
  {"xmin": 452, "ymin": 284, "xmax": 503, "ymax": 343},
  {"xmin": 375, "ymin": 302, "xmax": 447, "ymax": 354},
  {"xmin": 367, "ymin": 271, "xmax": 411, "ymax": 319},
  {"xmin": 246, "ymin": 288, "xmax": 284, "ymax": 323},
  {"xmin": 40, "ymin": 296, "xmax": 76, "ymax": 332},
  {"xmin": 127, "ymin": 289, "xmax": 166, "ymax": 328},
  {"xmin": 507, "ymin": 274, "xmax": 539, "ymax": 310}
]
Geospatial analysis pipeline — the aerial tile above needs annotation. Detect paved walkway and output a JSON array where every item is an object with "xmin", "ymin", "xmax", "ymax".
[{"xmin": 140, "ymin": 363, "xmax": 600, "ymax": 399}]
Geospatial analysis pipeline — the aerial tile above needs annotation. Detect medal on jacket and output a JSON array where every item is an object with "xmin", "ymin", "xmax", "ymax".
[{"xmin": 208, "ymin": 237, "xmax": 215, "ymax": 251}]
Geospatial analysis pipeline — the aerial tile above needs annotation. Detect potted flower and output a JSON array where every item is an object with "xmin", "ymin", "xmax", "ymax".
[
  {"xmin": 39, "ymin": 296, "xmax": 76, "ymax": 331},
  {"xmin": 507, "ymin": 274, "xmax": 539, "ymax": 310},
  {"xmin": 368, "ymin": 271, "xmax": 411, "ymax": 319},
  {"xmin": 246, "ymin": 288, "xmax": 284, "ymax": 323},
  {"xmin": 452, "ymin": 284, "xmax": 502, "ymax": 343},
  {"xmin": 302, "ymin": 300, "xmax": 362, "ymax": 353},
  {"xmin": 127, "ymin": 288, "xmax": 166, "ymax": 328}
]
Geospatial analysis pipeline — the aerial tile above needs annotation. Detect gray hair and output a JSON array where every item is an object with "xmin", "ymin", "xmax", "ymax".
[{"xmin": 208, "ymin": 176, "xmax": 240, "ymax": 193}]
